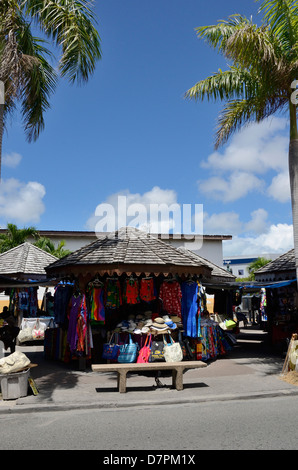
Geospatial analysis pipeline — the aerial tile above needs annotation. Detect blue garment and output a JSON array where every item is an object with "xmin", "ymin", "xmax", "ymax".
[
  {"xmin": 54, "ymin": 284, "xmax": 73, "ymax": 325},
  {"xmin": 181, "ymin": 282, "xmax": 198, "ymax": 337}
]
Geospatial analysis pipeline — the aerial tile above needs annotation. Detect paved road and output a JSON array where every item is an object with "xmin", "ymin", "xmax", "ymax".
[{"xmin": 1, "ymin": 393, "xmax": 298, "ymax": 450}]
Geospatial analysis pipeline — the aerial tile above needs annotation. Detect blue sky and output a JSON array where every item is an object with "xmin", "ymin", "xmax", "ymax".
[{"xmin": 0, "ymin": 0, "xmax": 294, "ymax": 257}]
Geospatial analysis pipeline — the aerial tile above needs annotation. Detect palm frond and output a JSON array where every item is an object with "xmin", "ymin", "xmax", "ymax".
[
  {"xmin": 21, "ymin": 52, "xmax": 57, "ymax": 142},
  {"xmin": 25, "ymin": 0, "xmax": 102, "ymax": 83},
  {"xmin": 14, "ymin": 20, "xmax": 57, "ymax": 142},
  {"xmin": 195, "ymin": 15, "xmax": 252, "ymax": 53},
  {"xmin": 215, "ymin": 94, "xmax": 287, "ymax": 148},
  {"xmin": 184, "ymin": 66, "xmax": 259, "ymax": 102},
  {"xmin": 186, "ymin": 4, "xmax": 298, "ymax": 148},
  {"xmin": 225, "ymin": 23, "xmax": 287, "ymax": 71},
  {"xmin": 258, "ymin": 0, "xmax": 298, "ymax": 54}
]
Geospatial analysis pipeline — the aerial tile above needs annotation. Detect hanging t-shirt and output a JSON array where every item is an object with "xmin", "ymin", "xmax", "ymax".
[
  {"xmin": 105, "ymin": 279, "xmax": 122, "ymax": 309},
  {"xmin": 18, "ymin": 291, "xmax": 29, "ymax": 310},
  {"xmin": 159, "ymin": 280, "xmax": 182, "ymax": 316},
  {"xmin": 124, "ymin": 278, "xmax": 140, "ymax": 304},
  {"xmin": 140, "ymin": 278, "xmax": 156, "ymax": 302},
  {"xmin": 54, "ymin": 283, "xmax": 73, "ymax": 325}
]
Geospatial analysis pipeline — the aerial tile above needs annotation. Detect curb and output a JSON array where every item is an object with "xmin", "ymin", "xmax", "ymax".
[{"xmin": 1, "ymin": 387, "xmax": 298, "ymax": 414}]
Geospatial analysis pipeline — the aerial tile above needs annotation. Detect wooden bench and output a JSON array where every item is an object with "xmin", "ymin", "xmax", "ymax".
[{"xmin": 91, "ymin": 361, "xmax": 207, "ymax": 393}]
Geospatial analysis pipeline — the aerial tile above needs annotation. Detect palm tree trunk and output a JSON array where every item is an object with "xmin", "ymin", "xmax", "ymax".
[
  {"xmin": 0, "ymin": 102, "xmax": 3, "ymax": 182},
  {"xmin": 288, "ymin": 99, "xmax": 298, "ymax": 282}
]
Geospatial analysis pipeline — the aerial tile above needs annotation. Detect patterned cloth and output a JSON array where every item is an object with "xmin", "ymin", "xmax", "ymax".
[
  {"xmin": 90, "ymin": 287, "xmax": 105, "ymax": 323},
  {"xmin": 159, "ymin": 280, "xmax": 182, "ymax": 316},
  {"xmin": 105, "ymin": 279, "xmax": 122, "ymax": 309},
  {"xmin": 124, "ymin": 278, "xmax": 140, "ymax": 304},
  {"xmin": 140, "ymin": 278, "xmax": 156, "ymax": 302}
]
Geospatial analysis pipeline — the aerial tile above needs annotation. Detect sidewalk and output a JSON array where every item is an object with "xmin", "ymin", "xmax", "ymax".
[{"xmin": 1, "ymin": 326, "xmax": 298, "ymax": 413}]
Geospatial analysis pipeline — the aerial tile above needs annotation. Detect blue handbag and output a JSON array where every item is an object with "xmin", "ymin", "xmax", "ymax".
[
  {"xmin": 102, "ymin": 333, "xmax": 120, "ymax": 360},
  {"xmin": 118, "ymin": 334, "xmax": 139, "ymax": 363}
]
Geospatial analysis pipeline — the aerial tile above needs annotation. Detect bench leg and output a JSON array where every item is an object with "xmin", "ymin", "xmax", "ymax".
[
  {"xmin": 117, "ymin": 371, "xmax": 127, "ymax": 393},
  {"xmin": 172, "ymin": 369, "xmax": 183, "ymax": 391}
]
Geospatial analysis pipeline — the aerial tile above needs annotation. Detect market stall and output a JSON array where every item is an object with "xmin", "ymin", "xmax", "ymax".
[
  {"xmin": 0, "ymin": 243, "xmax": 58, "ymax": 349},
  {"xmin": 45, "ymin": 227, "xmax": 235, "ymax": 367},
  {"xmin": 254, "ymin": 250, "xmax": 298, "ymax": 347}
]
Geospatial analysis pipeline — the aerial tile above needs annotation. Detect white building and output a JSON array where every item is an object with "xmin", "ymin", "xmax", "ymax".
[{"xmin": 223, "ymin": 253, "xmax": 281, "ymax": 278}]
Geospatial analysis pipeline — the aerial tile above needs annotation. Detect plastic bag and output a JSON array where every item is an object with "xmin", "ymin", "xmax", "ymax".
[
  {"xmin": 17, "ymin": 320, "xmax": 33, "ymax": 343},
  {"xmin": 32, "ymin": 319, "xmax": 46, "ymax": 340},
  {"xmin": 0, "ymin": 351, "xmax": 30, "ymax": 374}
]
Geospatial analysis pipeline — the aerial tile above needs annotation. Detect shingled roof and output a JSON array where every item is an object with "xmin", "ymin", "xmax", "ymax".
[
  {"xmin": 177, "ymin": 247, "xmax": 236, "ymax": 283},
  {"xmin": 254, "ymin": 248, "xmax": 296, "ymax": 282},
  {"xmin": 0, "ymin": 242, "xmax": 58, "ymax": 279},
  {"xmin": 255, "ymin": 249, "xmax": 295, "ymax": 274},
  {"xmin": 46, "ymin": 227, "xmax": 213, "ymax": 278}
]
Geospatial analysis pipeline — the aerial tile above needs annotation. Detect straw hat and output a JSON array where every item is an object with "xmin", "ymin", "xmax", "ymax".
[{"xmin": 151, "ymin": 317, "xmax": 169, "ymax": 332}]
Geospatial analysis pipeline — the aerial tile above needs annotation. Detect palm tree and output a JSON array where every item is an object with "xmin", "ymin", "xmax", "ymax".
[
  {"xmin": 0, "ymin": 222, "xmax": 38, "ymax": 252},
  {"xmin": 185, "ymin": 0, "xmax": 298, "ymax": 279},
  {"xmin": 34, "ymin": 236, "xmax": 71, "ymax": 258},
  {"xmin": 0, "ymin": 0, "xmax": 101, "ymax": 180},
  {"xmin": 248, "ymin": 257, "xmax": 272, "ymax": 280}
]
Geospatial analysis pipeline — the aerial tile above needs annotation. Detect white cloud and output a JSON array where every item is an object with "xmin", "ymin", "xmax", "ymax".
[
  {"xmin": 203, "ymin": 208, "xmax": 269, "ymax": 236},
  {"xmin": 3, "ymin": 152, "xmax": 22, "ymax": 168},
  {"xmin": 199, "ymin": 171, "xmax": 264, "ymax": 202},
  {"xmin": 244, "ymin": 208, "xmax": 269, "ymax": 235},
  {"xmin": 267, "ymin": 171, "xmax": 291, "ymax": 203},
  {"xmin": 203, "ymin": 211, "xmax": 242, "ymax": 234},
  {"xmin": 223, "ymin": 223, "xmax": 293, "ymax": 256},
  {"xmin": 86, "ymin": 186, "xmax": 181, "ymax": 234},
  {"xmin": 0, "ymin": 178, "xmax": 46, "ymax": 224},
  {"xmin": 202, "ymin": 117, "xmax": 288, "ymax": 174},
  {"xmin": 199, "ymin": 117, "xmax": 289, "ymax": 203}
]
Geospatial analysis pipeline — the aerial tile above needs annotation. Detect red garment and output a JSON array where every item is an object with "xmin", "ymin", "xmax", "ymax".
[
  {"xmin": 124, "ymin": 279, "xmax": 140, "ymax": 304},
  {"xmin": 159, "ymin": 281, "xmax": 182, "ymax": 316},
  {"xmin": 140, "ymin": 278, "xmax": 155, "ymax": 302}
]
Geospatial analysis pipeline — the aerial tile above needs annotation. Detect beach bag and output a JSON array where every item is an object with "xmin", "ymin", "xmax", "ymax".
[
  {"xmin": 163, "ymin": 335, "xmax": 183, "ymax": 363},
  {"xmin": 149, "ymin": 339, "xmax": 165, "ymax": 362},
  {"xmin": 17, "ymin": 320, "xmax": 33, "ymax": 343},
  {"xmin": 0, "ymin": 351, "xmax": 30, "ymax": 374},
  {"xmin": 178, "ymin": 331, "xmax": 194, "ymax": 361},
  {"xmin": 102, "ymin": 333, "xmax": 120, "ymax": 360},
  {"xmin": 32, "ymin": 319, "xmax": 46, "ymax": 340},
  {"xmin": 118, "ymin": 334, "xmax": 139, "ymax": 363},
  {"xmin": 137, "ymin": 334, "xmax": 152, "ymax": 363}
]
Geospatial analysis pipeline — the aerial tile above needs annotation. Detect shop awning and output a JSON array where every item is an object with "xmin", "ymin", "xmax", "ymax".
[
  {"xmin": 0, "ymin": 275, "xmax": 59, "ymax": 289},
  {"xmin": 261, "ymin": 279, "xmax": 297, "ymax": 289}
]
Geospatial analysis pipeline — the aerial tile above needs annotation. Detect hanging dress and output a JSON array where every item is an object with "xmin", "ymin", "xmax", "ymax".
[
  {"xmin": 181, "ymin": 281, "xmax": 199, "ymax": 337},
  {"xmin": 159, "ymin": 280, "xmax": 182, "ymax": 316},
  {"xmin": 140, "ymin": 278, "xmax": 156, "ymax": 302},
  {"xmin": 124, "ymin": 278, "xmax": 140, "ymax": 304},
  {"xmin": 77, "ymin": 295, "xmax": 88, "ymax": 353},
  {"xmin": 90, "ymin": 287, "xmax": 105, "ymax": 323},
  {"xmin": 105, "ymin": 279, "xmax": 122, "ymax": 309},
  {"xmin": 67, "ymin": 293, "xmax": 83, "ymax": 353}
]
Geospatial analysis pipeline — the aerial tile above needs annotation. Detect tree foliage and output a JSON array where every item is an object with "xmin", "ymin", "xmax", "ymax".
[{"xmin": 185, "ymin": 1, "xmax": 298, "ymax": 148}]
